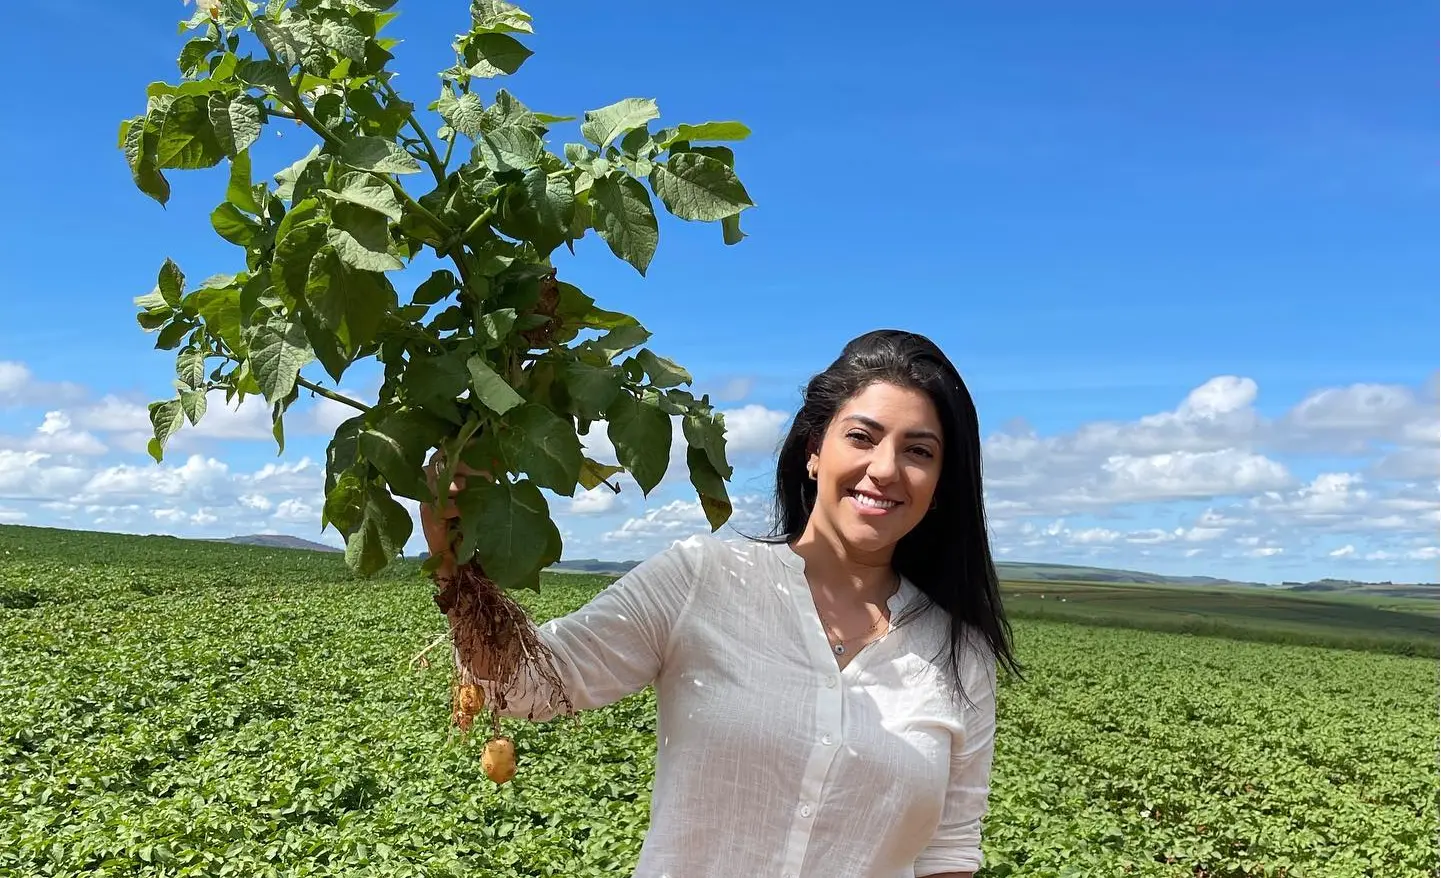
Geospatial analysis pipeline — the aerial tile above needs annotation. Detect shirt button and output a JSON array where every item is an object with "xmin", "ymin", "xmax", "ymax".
[
  {"xmin": 824, "ymin": 676, "xmax": 837, "ymax": 689},
  {"xmin": 799, "ymin": 803, "xmax": 813, "ymax": 818},
  {"xmin": 821, "ymin": 734, "xmax": 834, "ymax": 746}
]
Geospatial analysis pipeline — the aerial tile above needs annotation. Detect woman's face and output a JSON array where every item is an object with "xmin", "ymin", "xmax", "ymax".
[{"xmin": 806, "ymin": 381, "xmax": 944, "ymax": 560}]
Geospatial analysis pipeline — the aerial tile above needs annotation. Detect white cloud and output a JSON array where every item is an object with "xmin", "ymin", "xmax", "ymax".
[
  {"xmin": 273, "ymin": 499, "xmax": 314, "ymax": 522},
  {"xmin": 570, "ymin": 486, "xmax": 620, "ymax": 516},
  {"xmin": 0, "ymin": 362, "xmax": 85, "ymax": 407},
  {"xmin": 1247, "ymin": 547, "xmax": 1285, "ymax": 557},
  {"xmin": 0, "ymin": 506, "xmax": 26, "ymax": 523},
  {"xmin": 1329, "ymin": 544, "xmax": 1356, "ymax": 558},
  {"xmin": 602, "ymin": 494, "xmax": 771, "ymax": 549}
]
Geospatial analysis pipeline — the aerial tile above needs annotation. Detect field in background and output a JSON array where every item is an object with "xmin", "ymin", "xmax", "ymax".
[{"xmin": 1, "ymin": 525, "xmax": 1436, "ymax": 877}]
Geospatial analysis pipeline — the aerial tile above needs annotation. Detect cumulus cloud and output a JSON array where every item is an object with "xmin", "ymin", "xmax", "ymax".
[
  {"xmin": 0, "ymin": 362, "xmax": 85, "ymax": 408},
  {"xmin": 602, "ymin": 494, "xmax": 771, "ymax": 548}
]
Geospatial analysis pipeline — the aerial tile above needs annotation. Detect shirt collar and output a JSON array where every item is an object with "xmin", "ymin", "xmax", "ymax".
[{"xmin": 773, "ymin": 540, "xmax": 919, "ymax": 614}]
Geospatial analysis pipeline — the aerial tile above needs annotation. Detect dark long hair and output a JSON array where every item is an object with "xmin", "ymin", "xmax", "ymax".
[{"xmin": 762, "ymin": 329, "xmax": 1022, "ymax": 693}]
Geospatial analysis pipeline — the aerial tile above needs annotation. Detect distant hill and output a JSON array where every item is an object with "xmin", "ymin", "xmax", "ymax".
[
  {"xmin": 217, "ymin": 534, "xmax": 341, "ymax": 553},
  {"xmin": 550, "ymin": 555, "xmax": 1437, "ymax": 596}
]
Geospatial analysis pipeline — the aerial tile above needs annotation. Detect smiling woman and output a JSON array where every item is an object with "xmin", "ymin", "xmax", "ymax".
[{"xmin": 423, "ymin": 329, "xmax": 1021, "ymax": 878}]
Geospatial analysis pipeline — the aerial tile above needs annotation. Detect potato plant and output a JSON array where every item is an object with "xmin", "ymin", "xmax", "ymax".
[{"xmin": 121, "ymin": 0, "xmax": 754, "ymax": 760}]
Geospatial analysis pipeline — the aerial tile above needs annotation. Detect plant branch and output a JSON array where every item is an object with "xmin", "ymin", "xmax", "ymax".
[
  {"xmin": 265, "ymin": 106, "xmax": 299, "ymax": 120},
  {"xmin": 297, "ymin": 377, "xmax": 371, "ymax": 412},
  {"xmin": 441, "ymin": 133, "xmax": 457, "ymax": 174},
  {"xmin": 383, "ymin": 79, "xmax": 447, "ymax": 185}
]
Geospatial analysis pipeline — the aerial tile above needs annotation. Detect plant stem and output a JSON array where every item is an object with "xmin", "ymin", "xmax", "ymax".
[
  {"xmin": 296, "ymin": 377, "xmax": 371, "ymax": 413},
  {"xmin": 240, "ymin": 3, "xmax": 451, "ymax": 240},
  {"xmin": 265, "ymin": 106, "xmax": 298, "ymax": 120},
  {"xmin": 384, "ymin": 79, "xmax": 447, "ymax": 185}
]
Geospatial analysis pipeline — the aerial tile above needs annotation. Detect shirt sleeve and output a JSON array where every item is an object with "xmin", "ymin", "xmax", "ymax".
[
  {"xmin": 913, "ymin": 644, "xmax": 999, "ymax": 876},
  {"xmin": 483, "ymin": 534, "xmax": 706, "ymax": 722}
]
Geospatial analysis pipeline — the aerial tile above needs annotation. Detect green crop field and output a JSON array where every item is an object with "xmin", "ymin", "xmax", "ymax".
[{"xmin": 1, "ymin": 525, "xmax": 1436, "ymax": 877}]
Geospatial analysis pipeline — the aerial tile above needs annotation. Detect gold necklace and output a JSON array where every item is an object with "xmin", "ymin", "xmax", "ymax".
[
  {"xmin": 821, "ymin": 610, "xmax": 887, "ymax": 656},
  {"xmin": 817, "ymin": 573, "xmax": 899, "ymax": 656}
]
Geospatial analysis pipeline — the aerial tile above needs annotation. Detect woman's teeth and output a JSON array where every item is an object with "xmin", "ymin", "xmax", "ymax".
[{"xmin": 849, "ymin": 491, "xmax": 898, "ymax": 509}]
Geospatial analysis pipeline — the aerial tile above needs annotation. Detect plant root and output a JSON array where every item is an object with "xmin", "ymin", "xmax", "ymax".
[{"xmin": 434, "ymin": 562, "xmax": 573, "ymax": 747}]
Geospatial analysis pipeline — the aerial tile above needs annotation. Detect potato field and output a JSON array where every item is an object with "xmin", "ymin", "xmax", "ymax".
[{"xmin": 1, "ymin": 526, "xmax": 1435, "ymax": 877}]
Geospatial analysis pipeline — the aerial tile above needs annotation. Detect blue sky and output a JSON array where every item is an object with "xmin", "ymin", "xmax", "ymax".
[{"xmin": 0, "ymin": 0, "xmax": 1435, "ymax": 583}]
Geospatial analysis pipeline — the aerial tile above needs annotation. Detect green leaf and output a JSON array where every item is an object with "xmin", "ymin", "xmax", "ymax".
[
  {"xmin": 437, "ymin": 91, "xmax": 487, "ymax": 139},
  {"xmin": 180, "ymin": 389, "xmax": 208, "ymax": 426},
  {"xmin": 634, "ymin": 349, "xmax": 691, "ymax": 388},
  {"xmin": 475, "ymin": 125, "xmax": 543, "ymax": 174},
  {"xmin": 405, "ymin": 350, "xmax": 469, "ymax": 423},
  {"xmin": 660, "ymin": 121, "xmax": 751, "ymax": 146},
  {"xmin": 339, "ymin": 136, "xmax": 422, "ymax": 175},
  {"xmin": 304, "ymin": 247, "xmax": 396, "ymax": 353},
  {"xmin": 273, "ymin": 146, "xmax": 323, "ymax": 202},
  {"xmin": 155, "ymin": 318, "xmax": 194, "ymax": 351},
  {"xmin": 587, "ymin": 323, "xmax": 652, "ymax": 362},
  {"xmin": 226, "ymin": 151, "xmax": 261, "ymax": 214},
  {"xmin": 686, "ymin": 446, "xmax": 732, "ymax": 531},
  {"xmin": 327, "ymin": 202, "xmax": 403, "ymax": 272},
  {"xmin": 477, "ymin": 308, "xmax": 518, "ymax": 347},
  {"xmin": 480, "ymin": 89, "xmax": 545, "ymax": 133},
  {"xmin": 555, "ymin": 282, "xmax": 638, "ymax": 330},
  {"xmin": 579, "ymin": 458, "xmax": 624, "ymax": 491},
  {"xmin": 589, "ymin": 174, "xmax": 658, "ymax": 275},
  {"xmin": 157, "ymin": 259, "xmax": 185, "ymax": 307},
  {"xmin": 504, "ymin": 168, "xmax": 574, "ymax": 257},
  {"xmin": 466, "ymin": 356, "xmax": 523, "ymax": 415},
  {"xmin": 236, "ymin": 58, "xmax": 296, "ymax": 97},
  {"xmin": 581, "ymin": 97, "xmax": 660, "ymax": 150},
  {"xmin": 319, "ymin": 19, "xmax": 368, "ymax": 62},
  {"xmin": 325, "ymin": 171, "xmax": 403, "ymax": 221},
  {"xmin": 324, "ymin": 415, "xmax": 367, "ymax": 498},
  {"xmin": 210, "ymin": 202, "xmax": 260, "ymax": 247},
  {"xmin": 455, "ymin": 478, "xmax": 555, "ymax": 590},
  {"xmin": 464, "ymin": 33, "xmax": 533, "ymax": 78},
  {"xmin": 121, "ymin": 114, "xmax": 170, "ymax": 205},
  {"xmin": 207, "ymin": 94, "xmax": 261, "ymax": 156},
  {"xmin": 649, "ymin": 152, "xmax": 754, "ymax": 222},
  {"xmin": 498, "ymin": 404, "xmax": 583, "ymax": 496},
  {"xmin": 176, "ymin": 348, "xmax": 206, "ymax": 389},
  {"xmin": 607, "ymin": 391, "xmax": 672, "ymax": 495},
  {"xmin": 270, "ymin": 203, "xmax": 328, "ymax": 303},
  {"xmin": 683, "ymin": 408, "xmax": 732, "ymax": 478},
  {"xmin": 722, "ymin": 213, "xmax": 746, "ymax": 245},
  {"xmin": 358, "ymin": 412, "xmax": 443, "ymax": 502},
  {"xmin": 323, "ymin": 467, "xmax": 366, "ymax": 537},
  {"xmin": 411, "ymin": 270, "xmax": 458, "ymax": 306},
  {"xmin": 563, "ymin": 361, "xmax": 621, "ymax": 419},
  {"xmin": 256, "ymin": 17, "xmax": 316, "ymax": 68},
  {"xmin": 187, "ymin": 285, "xmax": 245, "ymax": 354},
  {"xmin": 156, "ymin": 94, "xmax": 224, "ymax": 169},
  {"xmin": 271, "ymin": 400, "xmax": 287, "ymax": 454},
  {"xmin": 470, "ymin": 0, "xmax": 534, "ymax": 34},
  {"xmin": 147, "ymin": 399, "xmax": 185, "ymax": 462},
  {"xmin": 178, "ymin": 36, "xmax": 216, "ymax": 76},
  {"xmin": 345, "ymin": 482, "xmax": 413, "ymax": 576},
  {"xmin": 245, "ymin": 313, "xmax": 314, "ymax": 403}
]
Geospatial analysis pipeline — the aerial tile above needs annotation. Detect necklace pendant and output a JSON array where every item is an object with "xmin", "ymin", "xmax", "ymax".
[{"xmin": 833, "ymin": 643, "xmax": 846, "ymax": 655}]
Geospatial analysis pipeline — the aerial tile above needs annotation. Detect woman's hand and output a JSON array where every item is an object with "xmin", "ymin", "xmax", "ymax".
[{"xmin": 421, "ymin": 451, "xmax": 484, "ymax": 580}]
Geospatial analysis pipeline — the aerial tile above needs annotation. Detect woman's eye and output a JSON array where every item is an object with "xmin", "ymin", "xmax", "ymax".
[
  {"xmin": 847, "ymin": 431, "xmax": 872, "ymax": 444},
  {"xmin": 910, "ymin": 446, "xmax": 935, "ymax": 459}
]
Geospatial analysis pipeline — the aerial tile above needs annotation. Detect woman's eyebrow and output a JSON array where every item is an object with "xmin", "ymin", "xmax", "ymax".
[{"xmin": 841, "ymin": 414, "xmax": 941, "ymax": 443}]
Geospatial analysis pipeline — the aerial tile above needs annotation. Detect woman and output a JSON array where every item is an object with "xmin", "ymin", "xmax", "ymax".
[{"xmin": 422, "ymin": 329, "xmax": 1020, "ymax": 878}]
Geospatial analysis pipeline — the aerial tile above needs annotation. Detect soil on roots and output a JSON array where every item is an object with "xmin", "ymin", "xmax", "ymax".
[{"xmin": 433, "ymin": 563, "xmax": 573, "ymax": 735}]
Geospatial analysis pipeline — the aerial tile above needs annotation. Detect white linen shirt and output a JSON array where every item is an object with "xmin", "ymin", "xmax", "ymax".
[{"xmin": 486, "ymin": 533, "xmax": 999, "ymax": 878}]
